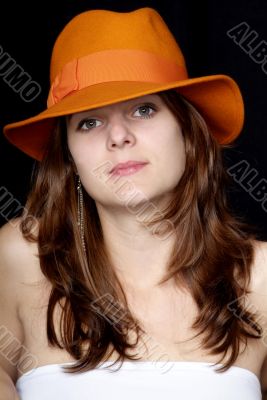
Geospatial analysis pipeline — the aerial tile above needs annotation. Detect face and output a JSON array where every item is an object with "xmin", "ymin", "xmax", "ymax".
[{"xmin": 66, "ymin": 93, "xmax": 186, "ymax": 210}]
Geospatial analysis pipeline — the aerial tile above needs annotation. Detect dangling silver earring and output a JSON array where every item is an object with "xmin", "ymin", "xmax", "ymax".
[{"xmin": 77, "ymin": 176, "xmax": 86, "ymax": 254}]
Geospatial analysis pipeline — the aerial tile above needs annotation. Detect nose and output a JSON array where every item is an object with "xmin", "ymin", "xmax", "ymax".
[{"xmin": 107, "ymin": 116, "xmax": 136, "ymax": 150}]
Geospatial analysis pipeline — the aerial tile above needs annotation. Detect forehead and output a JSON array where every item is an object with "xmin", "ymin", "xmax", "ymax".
[{"xmin": 68, "ymin": 93, "xmax": 163, "ymax": 121}]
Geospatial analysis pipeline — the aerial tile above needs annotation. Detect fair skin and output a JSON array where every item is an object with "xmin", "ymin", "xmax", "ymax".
[
  {"xmin": 1, "ymin": 94, "xmax": 267, "ymax": 397},
  {"xmin": 66, "ymin": 94, "xmax": 186, "ymax": 292}
]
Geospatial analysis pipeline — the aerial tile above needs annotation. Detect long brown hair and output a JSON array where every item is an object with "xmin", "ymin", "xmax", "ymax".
[{"xmin": 19, "ymin": 89, "xmax": 262, "ymax": 374}]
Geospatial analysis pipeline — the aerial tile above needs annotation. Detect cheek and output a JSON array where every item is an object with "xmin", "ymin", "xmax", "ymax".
[
  {"xmin": 174, "ymin": 129, "xmax": 186, "ymax": 165},
  {"xmin": 67, "ymin": 136, "xmax": 111, "ymax": 198},
  {"xmin": 67, "ymin": 136, "xmax": 96, "ymax": 172},
  {"xmin": 156, "ymin": 118, "xmax": 185, "ymax": 153},
  {"xmin": 159, "ymin": 125, "xmax": 186, "ymax": 181},
  {"xmin": 172, "ymin": 130, "xmax": 186, "ymax": 175}
]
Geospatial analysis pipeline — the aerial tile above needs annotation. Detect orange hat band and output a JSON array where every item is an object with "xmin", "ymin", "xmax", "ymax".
[{"xmin": 47, "ymin": 49, "xmax": 188, "ymax": 107}]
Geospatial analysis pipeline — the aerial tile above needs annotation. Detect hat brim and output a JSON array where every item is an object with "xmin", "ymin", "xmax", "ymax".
[{"xmin": 3, "ymin": 74, "xmax": 244, "ymax": 161}]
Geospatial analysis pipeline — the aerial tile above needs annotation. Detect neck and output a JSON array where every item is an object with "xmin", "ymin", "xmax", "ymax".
[{"xmin": 96, "ymin": 203, "xmax": 176, "ymax": 291}]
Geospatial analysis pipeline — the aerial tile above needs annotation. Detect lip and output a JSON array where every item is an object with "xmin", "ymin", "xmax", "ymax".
[{"xmin": 110, "ymin": 160, "xmax": 148, "ymax": 175}]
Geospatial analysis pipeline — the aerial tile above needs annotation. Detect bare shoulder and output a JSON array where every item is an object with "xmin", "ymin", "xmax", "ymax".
[
  {"xmin": 244, "ymin": 239, "xmax": 267, "ymax": 395},
  {"xmin": 249, "ymin": 240, "xmax": 267, "ymax": 345},
  {"xmin": 0, "ymin": 217, "xmax": 45, "ymax": 382},
  {"xmin": 252, "ymin": 241, "xmax": 267, "ymax": 397},
  {"xmin": 0, "ymin": 217, "xmax": 40, "ymax": 281},
  {"xmin": 250, "ymin": 239, "xmax": 267, "ymax": 294},
  {"xmin": 0, "ymin": 217, "xmax": 38, "ymax": 382},
  {"xmin": 0, "ymin": 216, "xmax": 38, "ymax": 253},
  {"xmin": 247, "ymin": 239, "xmax": 267, "ymax": 318},
  {"xmin": 252, "ymin": 238, "xmax": 267, "ymax": 262}
]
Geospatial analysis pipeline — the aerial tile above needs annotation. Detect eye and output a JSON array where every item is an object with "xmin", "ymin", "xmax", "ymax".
[
  {"xmin": 77, "ymin": 118, "xmax": 102, "ymax": 132},
  {"xmin": 133, "ymin": 104, "xmax": 156, "ymax": 119},
  {"xmin": 75, "ymin": 103, "xmax": 157, "ymax": 133}
]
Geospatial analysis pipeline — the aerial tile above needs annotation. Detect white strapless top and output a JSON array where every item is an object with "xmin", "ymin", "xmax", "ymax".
[{"xmin": 15, "ymin": 360, "xmax": 262, "ymax": 400}]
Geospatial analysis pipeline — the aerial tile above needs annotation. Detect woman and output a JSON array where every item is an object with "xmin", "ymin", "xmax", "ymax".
[{"xmin": 1, "ymin": 7, "xmax": 267, "ymax": 400}]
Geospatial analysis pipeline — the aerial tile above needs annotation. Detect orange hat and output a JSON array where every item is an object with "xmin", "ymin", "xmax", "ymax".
[{"xmin": 3, "ymin": 7, "xmax": 244, "ymax": 161}]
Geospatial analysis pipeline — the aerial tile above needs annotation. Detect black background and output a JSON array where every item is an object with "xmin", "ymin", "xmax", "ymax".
[{"xmin": 0, "ymin": 0, "xmax": 267, "ymax": 239}]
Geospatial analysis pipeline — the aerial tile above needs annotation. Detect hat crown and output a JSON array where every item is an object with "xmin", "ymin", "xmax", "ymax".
[{"xmin": 50, "ymin": 7, "xmax": 186, "ymax": 83}]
